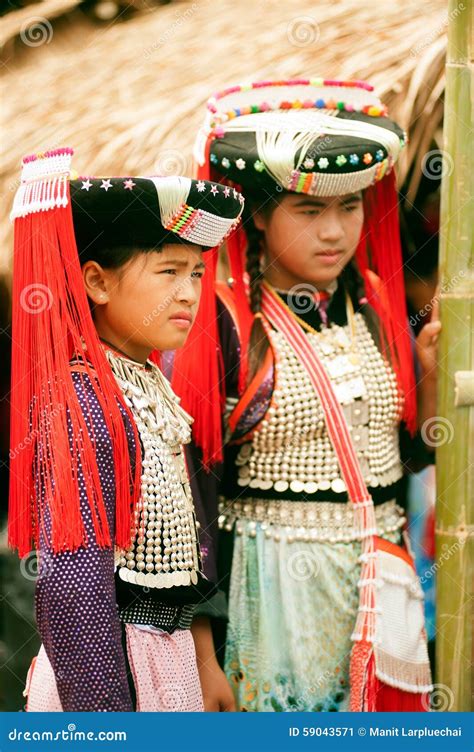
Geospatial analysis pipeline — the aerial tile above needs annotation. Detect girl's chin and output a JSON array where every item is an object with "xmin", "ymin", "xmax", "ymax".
[
  {"xmin": 147, "ymin": 331, "xmax": 190, "ymax": 352},
  {"xmin": 307, "ymin": 270, "xmax": 342, "ymax": 287}
]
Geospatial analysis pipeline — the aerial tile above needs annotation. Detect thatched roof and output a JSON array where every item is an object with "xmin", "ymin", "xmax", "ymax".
[{"xmin": 0, "ymin": 0, "xmax": 447, "ymax": 274}]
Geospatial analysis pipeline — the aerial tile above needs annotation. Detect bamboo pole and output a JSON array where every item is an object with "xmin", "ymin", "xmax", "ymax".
[{"xmin": 435, "ymin": 0, "xmax": 473, "ymax": 712}]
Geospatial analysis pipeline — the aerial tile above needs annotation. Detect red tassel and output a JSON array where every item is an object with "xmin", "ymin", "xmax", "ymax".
[
  {"xmin": 9, "ymin": 197, "xmax": 142, "ymax": 556},
  {"xmin": 374, "ymin": 680, "xmax": 429, "ymax": 712},
  {"xmin": 350, "ymin": 640, "xmax": 376, "ymax": 711},
  {"xmin": 356, "ymin": 172, "xmax": 417, "ymax": 435},
  {"xmin": 350, "ymin": 642, "xmax": 429, "ymax": 711},
  {"xmin": 224, "ymin": 224, "xmax": 254, "ymax": 393},
  {"xmin": 171, "ymin": 243, "xmax": 222, "ymax": 468},
  {"xmin": 171, "ymin": 135, "xmax": 238, "ymax": 467}
]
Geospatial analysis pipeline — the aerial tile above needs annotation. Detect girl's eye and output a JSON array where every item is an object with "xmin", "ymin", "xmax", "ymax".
[
  {"xmin": 191, "ymin": 271, "xmax": 204, "ymax": 279},
  {"xmin": 342, "ymin": 204, "xmax": 359, "ymax": 212},
  {"xmin": 160, "ymin": 269, "xmax": 177, "ymax": 275},
  {"xmin": 302, "ymin": 209, "xmax": 320, "ymax": 216}
]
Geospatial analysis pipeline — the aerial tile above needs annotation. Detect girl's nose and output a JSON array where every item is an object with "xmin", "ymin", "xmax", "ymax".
[
  {"xmin": 175, "ymin": 275, "xmax": 198, "ymax": 306},
  {"xmin": 317, "ymin": 210, "xmax": 345, "ymax": 242}
]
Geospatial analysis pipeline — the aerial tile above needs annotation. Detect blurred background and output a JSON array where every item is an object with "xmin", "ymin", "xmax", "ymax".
[{"xmin": 1, "ymin": 0, "xmax": 448, "ymax": 710}]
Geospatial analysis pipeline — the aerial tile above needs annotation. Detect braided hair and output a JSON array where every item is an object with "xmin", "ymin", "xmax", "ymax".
[{"xmin": 243, "ymin": 196, "xmax": 278, "ymax": 383}]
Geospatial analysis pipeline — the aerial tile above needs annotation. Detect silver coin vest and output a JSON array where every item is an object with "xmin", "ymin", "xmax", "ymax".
[
  {"xmin": 234, "ymin": 312, "xmax": 403, "ymax": 494},
  {"xmin": 105, "ymin": 349, "xmax": 203, "ymax": 589}
]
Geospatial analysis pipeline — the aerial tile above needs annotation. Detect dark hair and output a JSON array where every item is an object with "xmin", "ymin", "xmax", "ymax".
[
  {"xmin": 244, "ymin": 194, "xmax": 281, "ymax": 382},
  {"xmin": 78, "ymin": 244, "xmax": 162, "ymax": 271}
]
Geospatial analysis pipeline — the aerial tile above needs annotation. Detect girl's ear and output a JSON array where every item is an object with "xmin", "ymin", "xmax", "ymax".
[
  {"xmin": 82, "ymin": 261, "xmax": 110, "ymax": 305},
  {"xmin": 252, "ymin": 211, "xmax": 267, "ymax": 232}
]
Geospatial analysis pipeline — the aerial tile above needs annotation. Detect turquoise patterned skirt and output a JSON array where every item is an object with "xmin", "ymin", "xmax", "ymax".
[{"xmin": 224, "ymin": 520, "xmax": 401, "ymax": 712}]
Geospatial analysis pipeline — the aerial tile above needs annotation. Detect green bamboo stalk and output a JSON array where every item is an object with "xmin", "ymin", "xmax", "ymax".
[{"xmin": 435, "ymin": 0, "xmax": 473, "ymax": 712}]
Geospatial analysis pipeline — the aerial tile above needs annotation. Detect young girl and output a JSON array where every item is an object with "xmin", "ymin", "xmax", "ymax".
[
  {"xmin": 8, "ymin": 148, "xmax": 243, "ymax": 711},
  {"xmin": 171, "ymin": 79, "xmax": 440, "ymax": 712}
]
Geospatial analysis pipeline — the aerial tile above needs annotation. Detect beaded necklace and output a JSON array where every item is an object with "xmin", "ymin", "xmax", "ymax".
[{"xmin": 103, "ymin": 346, "xmax": 202, "ymax": 589}]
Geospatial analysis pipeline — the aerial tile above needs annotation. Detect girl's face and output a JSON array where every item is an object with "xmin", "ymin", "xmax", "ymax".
[
  {"xmin": 254, "ymin": 192, "xmax": 364, "ymax": 291},
  {"xmin": 82, "ymin": 243, "xmax": 204, "ymax": 363}
]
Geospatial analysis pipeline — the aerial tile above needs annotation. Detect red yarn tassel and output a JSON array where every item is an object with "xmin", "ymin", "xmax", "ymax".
[
  {"xmin": 350, "ymin": 640, "xmax": 376, "ymax": 711},
  {"xmin": 224, "ymin": 224, "xmax": 254, "ymax": 393},
  {"xmin": 374, "ymin": 681, "xmax": 429, "ymax": 712},
  {"xmin": 350, "ymin": 643, "xmax": 428, "ymax": 711},
  {"xmin": 171, "ymin": 135, "xmax": 235, "ymax": 467},
  {"xmin": 9, "ymin": 198, "xmax": 141, "ymax": 557},
  {"xmin": 171, "ymin": 243, "xmax": 222, "ymax": 468},
  {"xmin": 356, "ymin": 172, "xmax": 417, "ymax": 435}
]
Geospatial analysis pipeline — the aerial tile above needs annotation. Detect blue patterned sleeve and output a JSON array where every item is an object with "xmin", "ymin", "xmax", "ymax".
[{"xmin": 35, "ymin": 371, "xmax": 134, "ymax": 711}]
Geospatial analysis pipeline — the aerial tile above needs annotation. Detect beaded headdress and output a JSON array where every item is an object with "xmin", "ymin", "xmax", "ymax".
[
  {"xmin": 8, "ymin": 147, "xmax": 243, "ymax": 556},
  {"xmin": 194, "ymin": 78, "xmax": 406, "ymax": 197}
]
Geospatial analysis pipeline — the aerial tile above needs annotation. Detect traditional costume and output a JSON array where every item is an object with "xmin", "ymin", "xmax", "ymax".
[
  {"xmin": 171, "ymin": 79, "xmax": 433, "ymax": 712},
  {"xmin": 8, "ymin": 148, "xmax": 244, "ymax": 711}
]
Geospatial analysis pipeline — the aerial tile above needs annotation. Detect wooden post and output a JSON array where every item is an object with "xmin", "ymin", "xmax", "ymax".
[{"xmin": 435, "ymin": 0, "xmax": 473, "ymax": 712}]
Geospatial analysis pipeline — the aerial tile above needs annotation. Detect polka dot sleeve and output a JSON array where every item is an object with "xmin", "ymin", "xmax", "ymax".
[{"xmin": 35, "ymin": 371, "xmax": 135, "ymax": 711}]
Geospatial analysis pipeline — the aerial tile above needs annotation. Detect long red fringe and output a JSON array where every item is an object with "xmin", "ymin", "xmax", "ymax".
[
  {"xmin": 356, "ymin": 172, "xmax": 417, "ymax": 435},
  {"xmin": 350, "ymin": 644, "xmax": 428, "ymax": 711},
  {"xmin": 9, "ymin": 199, "xmax": 142, "ymax": 557}
]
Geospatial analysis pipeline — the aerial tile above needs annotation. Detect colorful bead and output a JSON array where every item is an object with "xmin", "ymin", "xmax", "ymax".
[
  {"xmin": 349, "ymin": 154, "xmax": 359, "ymax": 165},
  {"xmin": 235, "ymin": 158, "xmax": 246, "ymax": 170},
  {"xmin": 363, "ymin": 153, "xmax": 373, "ymax": 165},
  {"xmin": 367, "ymin": 105, "xmax": 381, "ymax": 117},
  {"xmin": 254, "ymin": 160, "xmax": 265, "ymax": 172},
  {"xmin": 317, "ymin": 157, "xmax": 329, "ymax": 169},
  {"xmin": 303, "ymin": 157, "xmax": 315, "ymax": 169},
  {"xmin": 221, "ymin": 157, "xmax": 231, "ymax": 168},
  {"xmin": 210, "ymin": 153, "xmax": 218, "ymax": 165},
  {"xmin": 217, "ymin": 96, "xmax": 386, "ymax": 122},
  {"xmin": 375, "ymin": 149, "xmax": 384, "ymax": 162},
  {"xmin": 335, "ymin": 155, "xmax": 347, "ymax": 167}
]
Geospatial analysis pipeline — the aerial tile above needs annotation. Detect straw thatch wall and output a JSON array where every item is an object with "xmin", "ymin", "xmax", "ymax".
[{"xmin": 0, "ymin": 0, "xmax": 447, "ymax": 275}]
